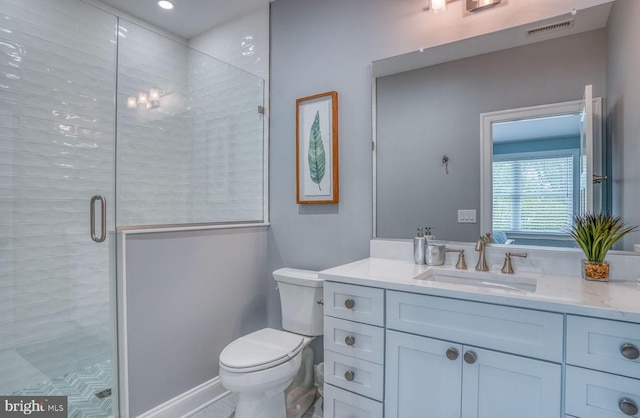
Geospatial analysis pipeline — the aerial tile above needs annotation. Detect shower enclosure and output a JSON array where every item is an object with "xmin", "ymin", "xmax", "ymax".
[{"xmin": 0, "ymin": 0, "xmax": 266, "ymax": 416}]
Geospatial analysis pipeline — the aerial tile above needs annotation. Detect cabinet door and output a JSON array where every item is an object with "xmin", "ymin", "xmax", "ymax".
[
  {"xmin": 386, "ymin": 330, "xmax": 462, "ymax": 418},
  {"xmin": 461, "ymin": 346, "xmax": 562, "ymax": 418},
  {"xmin": 324, "ymin": 384, "xmax": 383, "ymax": 418}
]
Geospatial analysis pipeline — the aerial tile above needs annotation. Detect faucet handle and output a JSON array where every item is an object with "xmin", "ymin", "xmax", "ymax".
[
  {"xmin": 446, "ymin": 249, "xmax": 467, "ymax": 270},
  {"xmin": 456, "ymin": 250, "xmax": 467, "ymax": 270},
  {"xmin": 501, "ymin": 252, "xmax": 527, "ymax": 274},
  {"xmin": 508, "ymin": 252, "xmax": 528, "ymax": 258}
]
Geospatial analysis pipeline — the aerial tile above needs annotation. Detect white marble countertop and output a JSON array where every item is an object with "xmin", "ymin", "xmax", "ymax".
[{"xmin": 319, "ymin": 257, "xmax": 640, "ymax": 323}]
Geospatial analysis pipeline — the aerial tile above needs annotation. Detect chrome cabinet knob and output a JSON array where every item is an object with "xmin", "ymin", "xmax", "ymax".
[
  {"xmin": 463, "ymin": 351, "xmax": 477, "ymax": 364},
  {"xmin": 619, "ymin": 398, "xmax": 638, "ymax": 416},
  {"xmin": 446, "ymin": 347, "xmax": 459, "ymax": 361},
  {"xmin": 345, "ymin": 336, "xmax": 356, "ymax": 346},
  {"xmin": 620, "ymin": 343, "xmax": 640, "ymax": 360},
  {"xmin": 344, "ymin": 371, "xmax": 355, "ymax": 382},
  {"xmin": 344, "ymin": 298, "xmax": 355, "ymax": 309}
]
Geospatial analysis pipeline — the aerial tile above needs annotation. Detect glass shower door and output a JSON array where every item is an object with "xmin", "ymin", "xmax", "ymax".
[{"xmin": 0, "ymin": 0, "xmax": 117, "ymax": 416}]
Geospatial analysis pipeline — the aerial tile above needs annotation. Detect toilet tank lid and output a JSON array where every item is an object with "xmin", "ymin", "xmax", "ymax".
[{"xmin": 273, "ymin": 268, "xmax": 323, "ymax": 287}]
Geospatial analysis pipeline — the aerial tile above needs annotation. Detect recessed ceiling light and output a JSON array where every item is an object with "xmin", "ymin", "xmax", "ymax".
[{"xmin": 158, "ymin": 1, "xmax": 174, "ymax": 10}]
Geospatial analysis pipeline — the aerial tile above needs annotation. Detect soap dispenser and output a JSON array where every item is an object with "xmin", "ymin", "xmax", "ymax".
[
  {"xmin": 424, "ymin": 227, "xmax": 435, "ymax": 240},
  {"xmin": 413, "ymin": 228, "xmax": 426, "ymax": 265}
]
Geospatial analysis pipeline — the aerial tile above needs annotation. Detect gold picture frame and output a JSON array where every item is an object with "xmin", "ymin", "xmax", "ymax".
[{"xmin": 296, "ymin": 91, "xmax": 339, "ymax": 204}]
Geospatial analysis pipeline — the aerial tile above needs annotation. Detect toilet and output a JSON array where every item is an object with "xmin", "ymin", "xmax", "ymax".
[{"xmin": 219, "ymin": 268, "xmax": 323, "ymax": 418}]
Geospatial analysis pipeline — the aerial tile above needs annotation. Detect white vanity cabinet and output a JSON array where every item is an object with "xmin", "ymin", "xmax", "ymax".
[
  {"xmin": 385, "ymin": 291, "xmax": 563, "ymax": 418},
  {"xmin": 323, "ymin": 282, "xmax": 385, "ymax": 418},
  {"xmin": 565, "ymin": 316, "xmax": 640, "ymax": 418},
  {"xmin": 321, "ymin": 268, "xmax": 640, "ymax": 418}
]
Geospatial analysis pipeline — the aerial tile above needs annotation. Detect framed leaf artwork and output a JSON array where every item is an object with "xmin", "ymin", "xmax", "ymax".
[{"xmin": 296, "ymin": 91, "xmax": 339, "ymax": 204}]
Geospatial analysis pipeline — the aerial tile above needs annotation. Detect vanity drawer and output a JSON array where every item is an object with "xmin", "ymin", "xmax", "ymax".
[
  {"xmin": 324, "ymin": 350, "xmax": 384, "ymax": 401},
  {"xmin": 324, "ymin": 316, "xmax": 384, "ymax": 364},
  {"xmin": 567, "ymin": 315, "xmax": 640, "ymax": 379},
  {"xmin": 566, "ymin": 365, "xmax": 640, "ymax": 417},
  {"xmin": 324, "ymin": 282, "xmax": 384, "ymax": 326},
  {"xmin": 324, "ymin": 384, "xmax": 383, "ymax": 418},
  {"xmin": 386, "ymin": 291, "xmax": 564, "ymax": 362}
]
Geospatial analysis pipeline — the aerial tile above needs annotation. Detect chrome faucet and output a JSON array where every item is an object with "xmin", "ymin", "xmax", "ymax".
[{"xmin": 475, "ymin": 236, "xmax": 490, "ymax": 272}]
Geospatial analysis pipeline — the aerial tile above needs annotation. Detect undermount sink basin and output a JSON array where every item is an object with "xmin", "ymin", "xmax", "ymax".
[{"xmin": 415, "ymin": 268, "xmax": 538, "ymax": 293}]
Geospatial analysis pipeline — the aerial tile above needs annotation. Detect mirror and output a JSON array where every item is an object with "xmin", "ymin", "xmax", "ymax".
[{"xmin": 373, "ymin": 0, "xmax": 640, "ymax": 251}]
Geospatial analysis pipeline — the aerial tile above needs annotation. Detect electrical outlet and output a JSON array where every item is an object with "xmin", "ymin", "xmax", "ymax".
[{"xmin": 457, "ymin": 209, "xmax": 477, "ymax": 223}]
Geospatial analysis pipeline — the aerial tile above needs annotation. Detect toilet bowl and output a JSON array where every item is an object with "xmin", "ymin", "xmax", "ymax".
[{"xmin": 218, "ymin": 268, "xmax": 323, "ymax": 418}]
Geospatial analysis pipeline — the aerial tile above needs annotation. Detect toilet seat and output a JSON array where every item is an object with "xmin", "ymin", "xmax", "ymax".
[{"xmin": 219, "ymin": 328, "xmax": 305, "ymax": 373}]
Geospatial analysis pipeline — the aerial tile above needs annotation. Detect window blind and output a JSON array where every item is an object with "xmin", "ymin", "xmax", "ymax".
[{"xmin": 493, "ymin": 154, "xmax": 575, "ymax": 234}]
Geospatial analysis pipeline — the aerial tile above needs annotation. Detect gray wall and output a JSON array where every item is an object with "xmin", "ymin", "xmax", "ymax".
[
  {"xmin": 376, "ymin": 30, "xmax": 606, "ymax": 241},
  {"xmin": 269, "ymin": 0, "xmax": 381, "ymax": 328},
  {"xmin": 268, "ymin": 0, "xmax": 616, "ymax": 329},
  {"xmin": 607, "ymin": 0, "xmax": 640, "ymax": 249},
  {"xmin": 123, "ymin": 226, "xmax": 268, "ymax": 416}
]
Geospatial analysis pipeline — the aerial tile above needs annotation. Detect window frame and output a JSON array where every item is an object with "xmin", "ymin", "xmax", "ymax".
[{"xmin": 480, "ymin": 97, "xmax": 603, "ymax": 238}]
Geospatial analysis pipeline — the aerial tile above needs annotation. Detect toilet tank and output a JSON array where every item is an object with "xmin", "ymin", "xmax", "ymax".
[{"xmin": 273, "ymin": 268, "xmax": 324, "ymax": 336}]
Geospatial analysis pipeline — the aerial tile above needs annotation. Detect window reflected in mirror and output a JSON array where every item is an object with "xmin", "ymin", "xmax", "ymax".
[{"xmin": 492, "ymin": 114, "xmax": 581, "ymax": 244}]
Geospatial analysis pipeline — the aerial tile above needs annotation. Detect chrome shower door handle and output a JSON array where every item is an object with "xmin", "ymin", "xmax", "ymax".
[{"xmin": 90, "ymin": 195, "xmax": 107, "ymax": 243}]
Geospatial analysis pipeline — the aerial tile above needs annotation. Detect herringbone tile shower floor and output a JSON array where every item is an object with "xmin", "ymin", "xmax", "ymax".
[{"xmin": 11, "ymin": 361, "xmax": 112, "ymax": 418}]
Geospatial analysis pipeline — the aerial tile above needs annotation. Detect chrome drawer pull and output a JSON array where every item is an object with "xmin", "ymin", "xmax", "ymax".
[
  {"xmin": 463, "ymin": 351, "xmax": 477, "ymax": 364},
  {"xmin": 619, "ymin": 398, "xmax": 638, "ymax": 416},
  {"xmin": 446, "ymin": 347, "xmax": 459, "ymax": 361},
  {"xmin": 344, "ymin": 298, "xmax": 355, "ymax": 309},
  {"xmin": 345, "ymin": 336, "xmax": 356, "ymax": 346},
  {"xmin": 344, "ymin": 371, "xmax": 355, "ymax": 382},
  {"xmin": 620, "ymin": 343, "xmax": 640, "ymax": 360}
]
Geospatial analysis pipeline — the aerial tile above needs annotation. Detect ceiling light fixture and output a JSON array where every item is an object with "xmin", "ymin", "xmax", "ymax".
[
  {"xmin": 430, "ymin": 0, "xmax": 448, "ymax": 14},
  {"xmin": 426, "ymin": 0, "xmax": 502, "ymax": 14},
  {"xmin": 466, "ymin": 0, "xmax": 501, "ymax": 12},
  {"xmin": 158, "ymin": 1, "xmax": 174, "ymax": 10}
]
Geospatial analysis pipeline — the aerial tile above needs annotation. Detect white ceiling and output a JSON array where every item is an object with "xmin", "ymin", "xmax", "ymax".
[
  {"xmin": 95, "ymin": 0, "xmax": 273, "ymax": 39},
  {"xmin": 493, "ymin": 114, "xmax": 582, "ymax": 143}
]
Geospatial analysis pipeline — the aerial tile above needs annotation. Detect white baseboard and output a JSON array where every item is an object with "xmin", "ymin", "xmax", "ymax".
[{"xmin": 137, "ymin": 377, "xmax": 229, "ymax": 418}]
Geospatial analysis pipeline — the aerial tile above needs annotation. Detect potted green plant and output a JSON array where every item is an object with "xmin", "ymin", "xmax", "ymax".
[{"xmin": 568, "ymin": 213, "xmax": 638, "ymax": 281}]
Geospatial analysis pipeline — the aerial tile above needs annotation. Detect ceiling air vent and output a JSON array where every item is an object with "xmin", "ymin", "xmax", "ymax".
[{"xmin": 526, "ymin": 19, "xmax": 574, "ymax": 37}]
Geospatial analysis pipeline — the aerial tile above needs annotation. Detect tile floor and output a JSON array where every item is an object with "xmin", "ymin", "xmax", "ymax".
[{"xmin": 10, "ymin": 360, "xmax": 112, "ymax": 418}]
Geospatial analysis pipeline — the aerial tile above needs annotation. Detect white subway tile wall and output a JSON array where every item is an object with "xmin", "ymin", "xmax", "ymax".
[
  {"xmin": 189, "ymin": 49, "xmax": 265, "ymax": 223},
  {"xmin": 189, "ymin": 7, "xmax": 270, "ymax": 80},
  {"xmin": 0, "ymin": 0, "xmax": 116, "ymax": 395},
  {"xmin": 117, "ymin": 22, "xmax": 265, "ymax": 226},
  {"xmin": 116, "ymin": 21, "xmax": 193, "ymax": 226}
]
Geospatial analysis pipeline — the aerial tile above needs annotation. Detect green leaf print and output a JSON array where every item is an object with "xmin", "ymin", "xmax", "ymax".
[{"xmin": 308, "ymin": 111, "xmax": 326, "ymax": 191}]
